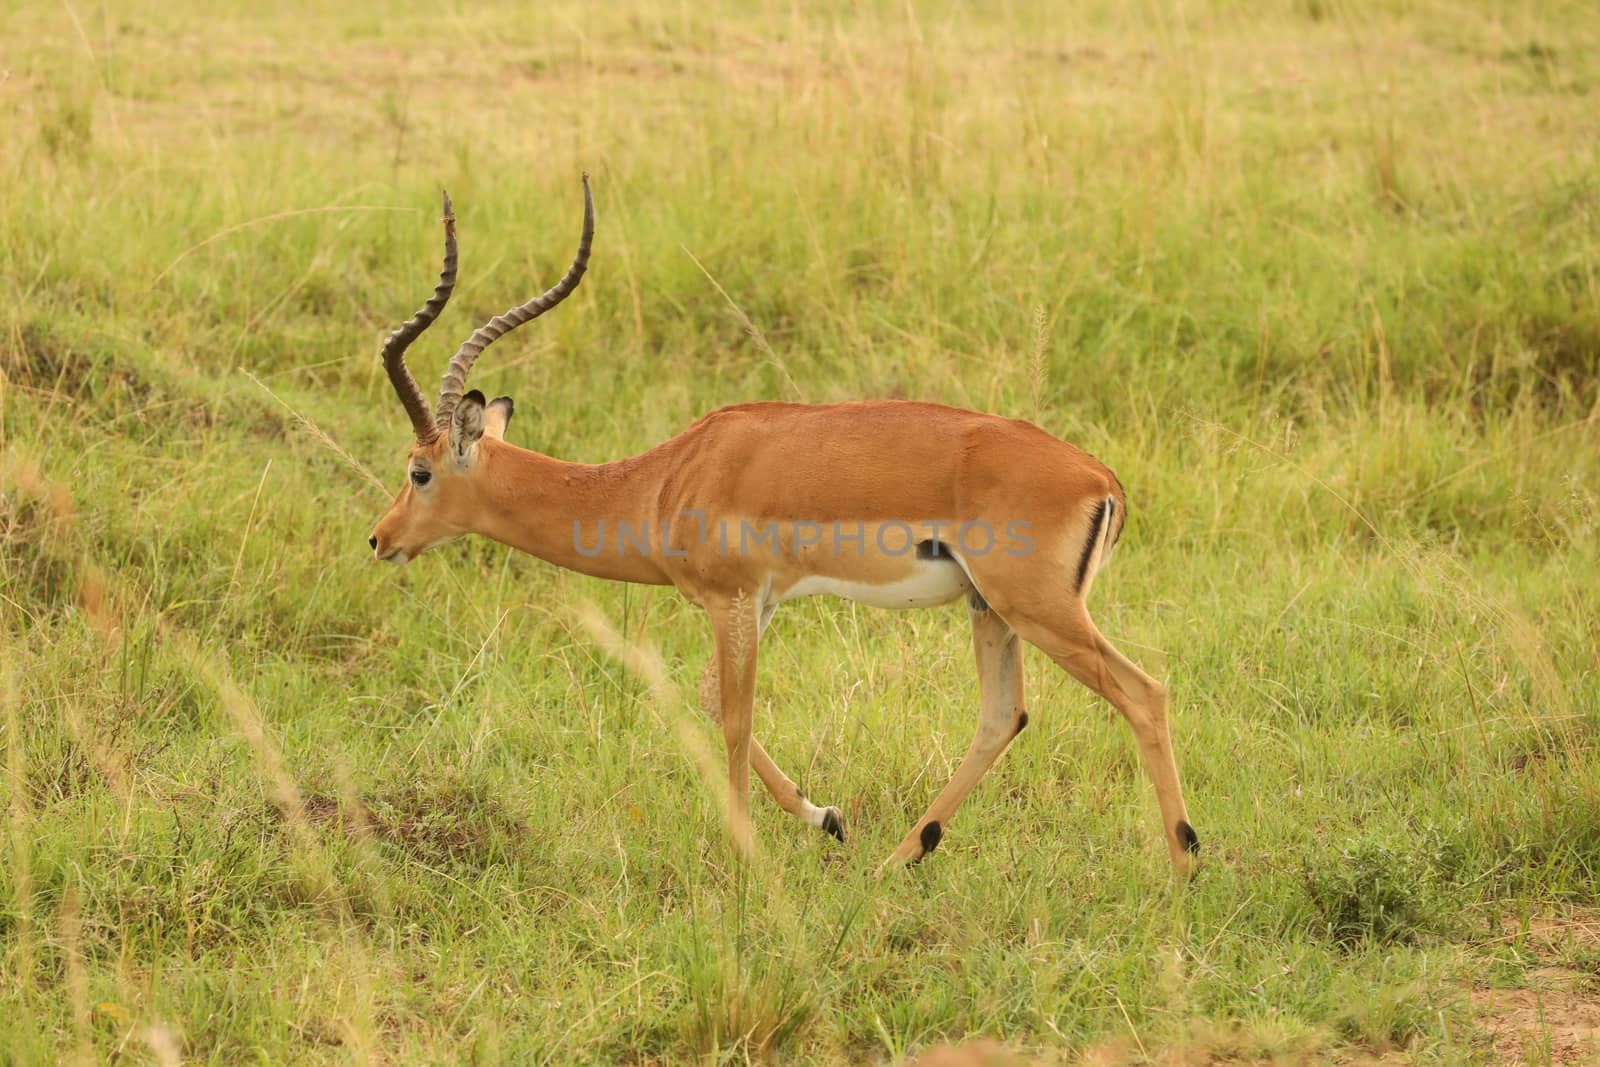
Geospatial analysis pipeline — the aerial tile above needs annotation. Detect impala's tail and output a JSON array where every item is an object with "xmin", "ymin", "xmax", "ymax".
[
  {"xmin": 1108, "ymin": 472, "xmax": 1128, "ymax": 547},
  {"xmin": 1074, "ymin": 493, "xmax": 1119, "ymax": 598}
]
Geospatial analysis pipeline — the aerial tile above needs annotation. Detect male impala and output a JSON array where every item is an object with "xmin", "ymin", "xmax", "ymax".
[{"xmin": 369, "ymin": 178, "xmax": 1199, "ymax": 873}]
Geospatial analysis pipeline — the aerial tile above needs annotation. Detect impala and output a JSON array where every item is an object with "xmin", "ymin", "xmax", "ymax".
[{"xmin": 368, "ymin": 177, "xmax": 1199, "ymax": 873}]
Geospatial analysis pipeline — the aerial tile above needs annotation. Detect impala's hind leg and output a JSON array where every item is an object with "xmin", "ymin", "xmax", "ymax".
[
  {"xmin": 885, "ymin": 593, "xmax": 1028, "ymax": 866},
  {"xmin": 1009, "ymin": 603, "xmax": 1196, "ymax": 875}
]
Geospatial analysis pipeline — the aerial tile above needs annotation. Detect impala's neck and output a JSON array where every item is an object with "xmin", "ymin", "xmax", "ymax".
[{"xmin": 473, "ymin": 439, "xmax": 671, "ymax": 585}]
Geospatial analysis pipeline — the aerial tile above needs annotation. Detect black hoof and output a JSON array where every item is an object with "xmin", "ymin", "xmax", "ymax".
[{"xmin": 820, "ymin": 807, "xmax": 845, "ymax": 843}]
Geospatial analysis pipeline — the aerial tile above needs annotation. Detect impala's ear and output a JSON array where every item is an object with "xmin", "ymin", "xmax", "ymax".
[
  {"xmin": 450, "ymin": 390, "xmax": 487, "ymax": 464},
  {"xmin": 484, "ymin": 396, "xmax": 514, "ymax": 442}
]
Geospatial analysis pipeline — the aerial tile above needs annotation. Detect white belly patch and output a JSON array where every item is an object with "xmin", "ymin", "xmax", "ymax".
[{"xmin": 776, "ymin": 559, "xmax": 973, "ymax": 610}]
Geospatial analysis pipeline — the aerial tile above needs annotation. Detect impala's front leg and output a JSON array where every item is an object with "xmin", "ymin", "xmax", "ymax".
[
  {"xmin": 699, "ymin": 659, "xmax": 845, "ymax": 842},
  {"xmin": 708, "ymin": 596, "xmax": 759, "ymax": 859}
]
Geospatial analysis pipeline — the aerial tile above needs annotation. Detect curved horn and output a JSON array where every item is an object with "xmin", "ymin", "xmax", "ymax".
[
  {"xmin": 382, "ymin": 191, "xmax": 457, "ymax": 444},
  {"xmin": 436, "ymin": 174, "xmax": 593, "ymax": 430}
]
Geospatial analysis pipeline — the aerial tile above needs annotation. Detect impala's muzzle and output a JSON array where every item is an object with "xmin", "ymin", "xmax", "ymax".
[{"xmin": 369, "ymin": 527, "xmax": 409, "ymax": 564}]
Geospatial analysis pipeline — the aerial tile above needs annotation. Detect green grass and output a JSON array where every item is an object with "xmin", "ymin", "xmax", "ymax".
[{"xmin": 3, "ymin": 1, "xmax": 1598, "ymax": 1062}]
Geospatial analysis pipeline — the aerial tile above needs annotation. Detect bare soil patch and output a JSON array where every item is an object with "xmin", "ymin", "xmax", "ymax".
[
  {"xmin": 1473, "ymin": 909, "xmax": 1600, "ymax": 1064},
  {"xmin": 1472, "ymin": 986, "xmax": 1600, "ymax": 1065}
]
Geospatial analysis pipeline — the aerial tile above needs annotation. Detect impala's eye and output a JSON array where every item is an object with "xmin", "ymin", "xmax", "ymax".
[{"xmin": 410, "ymin": 469, "xmax": 431, "ymax": 488}]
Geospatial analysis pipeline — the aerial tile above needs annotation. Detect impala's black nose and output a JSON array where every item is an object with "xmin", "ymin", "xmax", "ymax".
[{"xmin": 368, "ymin": 536, "xmax": 378, "ymax": 549}]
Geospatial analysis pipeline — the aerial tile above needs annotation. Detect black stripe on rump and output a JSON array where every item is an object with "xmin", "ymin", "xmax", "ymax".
[{"xmin": 1074, "ymin": 498, "xmax": 1109, "ymax": 595}]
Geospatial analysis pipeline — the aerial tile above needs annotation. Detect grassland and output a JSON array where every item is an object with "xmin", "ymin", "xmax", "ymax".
[{"xmin": 2, "ymin": 1, "xmax": 1598, "ymax": 1063}]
